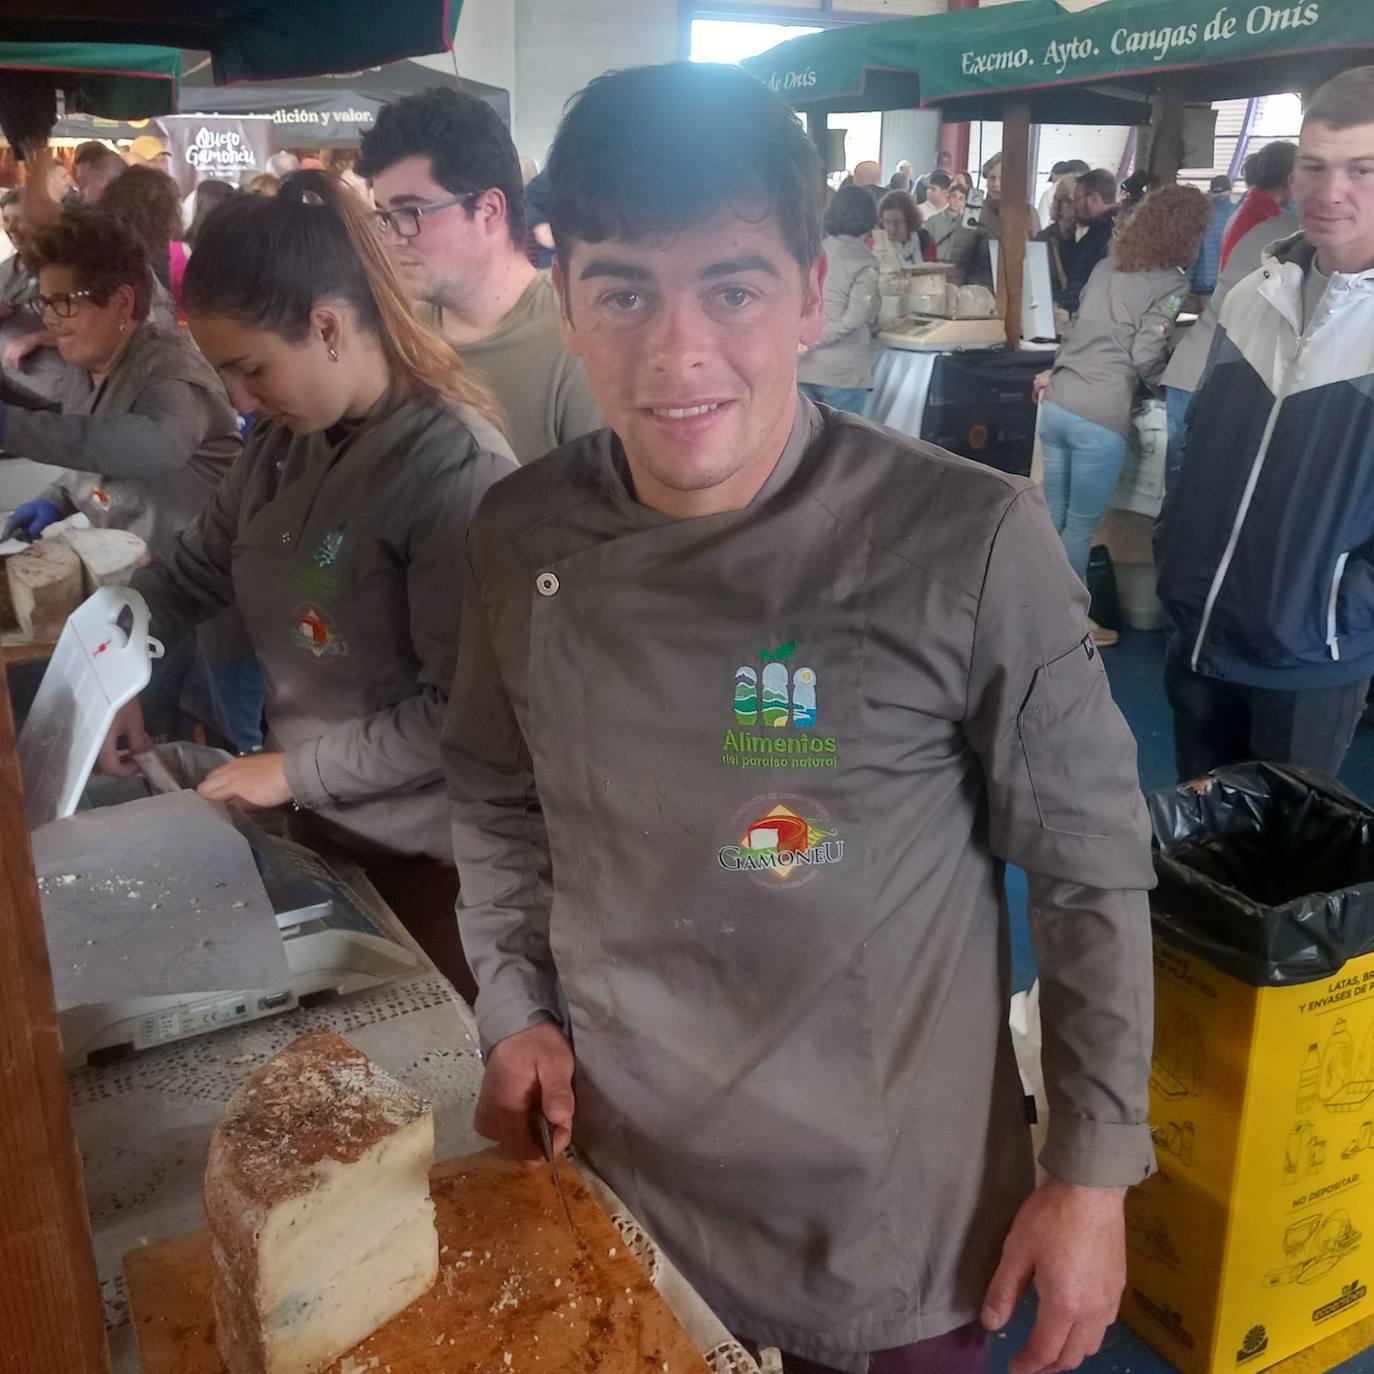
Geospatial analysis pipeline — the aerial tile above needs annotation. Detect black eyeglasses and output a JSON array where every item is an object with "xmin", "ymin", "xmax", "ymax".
[
  {"xmin": 29, "ymin": 289, "xmax": 97, "ymax": 318},
  {"xmin": 373, "ymin": 192, "xmax": 482, "ymax": 240}
]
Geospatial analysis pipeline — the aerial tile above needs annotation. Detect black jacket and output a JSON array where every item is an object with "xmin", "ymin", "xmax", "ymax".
[{"xmin": 1061, "ymin": 206, "xmax": 1119, "ymax": 315}]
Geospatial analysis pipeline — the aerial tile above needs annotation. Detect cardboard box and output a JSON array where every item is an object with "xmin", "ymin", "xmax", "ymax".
[{"xmin": 1123, "ymin": 936, "xmax": 1374, "ymax": 1374}]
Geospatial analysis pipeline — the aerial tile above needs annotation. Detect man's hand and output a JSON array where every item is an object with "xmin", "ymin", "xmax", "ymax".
[
  {"xmin": 475, "ymin": 1022, "xmax": 575, "ymax": 1162},
  {"xmin": 197, "ymin": 753, "xmax": 293, "ymax": 808},
  {"xmin": 981, "ymin": 1179, "xmax": 1127, "ymax": 1374},
  {"xmin": 97, "ymin": 697, "xmax": 152, "ymax": 777}
]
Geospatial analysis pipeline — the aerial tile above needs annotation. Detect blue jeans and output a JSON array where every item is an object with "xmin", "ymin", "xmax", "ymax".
[
  {"xmin": 1039, "ymin": 399, "xmax": 1128, "ymax": 583},
  {"xmin": 798, "ymin": 382, "xmax": 870, "ymax": 415},
  {"xmin": 1164, "ymin": 384, "xmax": 1191, "ymax": 493}
]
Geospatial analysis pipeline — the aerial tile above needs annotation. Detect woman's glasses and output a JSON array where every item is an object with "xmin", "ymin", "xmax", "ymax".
[{"xmin": 29, "ymin": 289, "xmax": 97, "ymax": 318}]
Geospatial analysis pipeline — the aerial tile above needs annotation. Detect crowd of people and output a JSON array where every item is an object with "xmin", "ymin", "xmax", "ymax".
[{"xmin": 3, "ymin": 52, "xmax": 1374, "ymax": 1374}]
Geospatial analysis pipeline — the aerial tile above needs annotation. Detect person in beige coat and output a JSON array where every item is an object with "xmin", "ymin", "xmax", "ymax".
[{"xmin": 101, "ymin": 172, "xmax": 516, "ymax": 997}]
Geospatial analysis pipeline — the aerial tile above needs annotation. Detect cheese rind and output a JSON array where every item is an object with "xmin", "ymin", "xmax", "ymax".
[
  {"xmin": 60, "ymin": 526, "xmax": 147, "ymax": 589},
  {"xmin": 205, "ymin": 1030, "xmax": 438, "ymax": 1374},
  {"xmin": 7, "ymin": 539, "xmax": 82, "ymax": 640}
]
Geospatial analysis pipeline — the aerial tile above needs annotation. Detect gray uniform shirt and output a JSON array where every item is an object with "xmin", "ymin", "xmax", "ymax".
[
  {"xmin": 797, "ymin": 234, "xmax": 880, "ymax": 390},
  {"xmin": 444, "ymin": 398, "xmax": 1157, "ymax": 1363},
  {"xmin": 423, "ymin": 272, "xmax": 602, "ymax": 464},
  {"xmin": 134, "ymin": 391, "xmax": 516, "ymax": 861},
  {"xmin": 1047, "ymin": 259, "xmax": 1187, "ymax": 436},
  {"xmin": 3, "ymin": 322, "xmax": 241, "ymax": 560}
]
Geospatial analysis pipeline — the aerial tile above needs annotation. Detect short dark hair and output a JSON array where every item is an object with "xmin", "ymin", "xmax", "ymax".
[
  {"xmin": 1077, "ymin": 168, "xmax": 1118, "ymax": 203},
  {"xmin": 1063, "ymin": 159, "xmax": 1091, "ymax": 175},
  {"xmin": 28, "ymin": 208, "xmax": 151, "ymax": 319},
  {"xmin": 936, "ymin": 149, "xmax": 953, "ymax": 165},
  {"xmin": 825, "ymin": 184, "xmax": 878, "ymax": 238},
  {"xmin": 546, "ymin": 63, "xmax": 824, "ymax": 275},
  {"xmin": 357, "ymin": 86, "xmax": 525, "ymax": 244},
  {"xmin": 73, "ymin": 141, "xmax": 124, "ymax": 174},
  {"xmin": 1209, "ymin": 174, "xmax": 1233, "ymax": 194},
  {"xmin": 927, "ymin": 171, "xmax": 952, "ymax": 191},
  {"xmin": 878, "ymin": 190, "xmax": 920, "ymax": 235},
  {"xmin": 1304, "ymin": 66, "xmax": 1374, "ymax": 132},
  {"xmin": 1243, "ymin": 140, "xmax": 1297, "ymax": 192}
]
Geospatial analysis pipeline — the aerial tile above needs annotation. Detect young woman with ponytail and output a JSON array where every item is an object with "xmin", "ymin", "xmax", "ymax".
[{"xmin": 99, "ymin": 170, "xmax": 517, "ymax": 998}]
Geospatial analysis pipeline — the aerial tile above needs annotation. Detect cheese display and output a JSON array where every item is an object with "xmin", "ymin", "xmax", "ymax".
[
  {"xmin": 60, "ymin": 526, "xmax": 147, "ymax": 589},
  {"xmin": 204, "ymin": 1030, "xmax": 439, "ymax": 1374},
  {"xmin": 6, "ymin": 538, "xmax": 82, "ymax": 640}
]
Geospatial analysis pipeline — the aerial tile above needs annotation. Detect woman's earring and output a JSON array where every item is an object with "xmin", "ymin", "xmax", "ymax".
[
  {"xmin": 325, "ymin": 336, "xmax": 339, "ymax": 362},
  {"xmin": 118, "ymin": 319, "xmax": 128, "ymax": 334}
]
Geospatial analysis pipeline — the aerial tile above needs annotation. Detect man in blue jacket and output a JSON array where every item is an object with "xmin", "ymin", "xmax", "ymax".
[{"xmin": 1157, "ymin": 66, "xmax": 1374, "ymax": 780}]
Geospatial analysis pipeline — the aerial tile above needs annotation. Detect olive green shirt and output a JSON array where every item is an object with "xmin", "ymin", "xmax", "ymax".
[{"xmin": 420, "ymin": 272, "xmax": 602, "ymax": 465}]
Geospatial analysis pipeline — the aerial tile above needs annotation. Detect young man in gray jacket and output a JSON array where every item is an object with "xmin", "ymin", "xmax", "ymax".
[{"xmin": 446, "ymin": 62, "xmax": 1155, "ymax": 1374}]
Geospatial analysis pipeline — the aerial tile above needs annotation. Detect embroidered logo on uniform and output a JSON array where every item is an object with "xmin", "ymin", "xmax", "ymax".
[
  {"xmin": 294, "ymin": 528, "xmax": 345, "ymax": 598},
  {"xmin": 1160, "ymin": 292, "xmax": 1185, "ymax": 323},
  {"xmin": 717, "ymin": 796, "xmax": 845, "ymax": 886},
  {"xmin": 294, "ymin": 605, "xmax": 348, "ymax": 659},
  {"xmin": 722, "ymin": 641, "xmax": 838, "ymax": 769},
  {"xmin": 90, "ymin": 486, "xmax": 111, "ymax": 509}
]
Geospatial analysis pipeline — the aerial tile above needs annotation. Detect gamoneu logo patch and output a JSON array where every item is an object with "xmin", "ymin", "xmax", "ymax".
[
  {"xmin": 717, "ymin": 795, "xmax": 844, "ymax": 888},
  {"xmin": 722, "ymin": 641, "xmax": 839, "ymax": 769}
]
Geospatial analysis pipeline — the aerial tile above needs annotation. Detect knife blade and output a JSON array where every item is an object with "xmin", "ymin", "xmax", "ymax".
[{"xmin": 536, "ymin": 1111, "xmax": 579, "ymax": 1242}]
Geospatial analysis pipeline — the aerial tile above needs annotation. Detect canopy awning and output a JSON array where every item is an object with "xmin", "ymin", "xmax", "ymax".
[
  {"xmin": 0, "ymin": 41, "xmax": 179, "ymax": 118},
  {"xmin": 0, "ymin": 1, "xmax": 461, "ymax": 84},
  {"xmin": 742, "ymin": 0, "xmax": 1374, "ymax": 125},
  {"xmin": 176, "ymin": 56, "xmax": 509, "ymax": 145}
]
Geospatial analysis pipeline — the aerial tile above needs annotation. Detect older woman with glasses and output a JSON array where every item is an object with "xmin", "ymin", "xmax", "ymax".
[
  {"xmin": 1, "ymin": 209, "xmax": 240, "ymax": 549},
  {"xmin": 0, "ymin": 210, "xmax": 260, "ymax": 748}
]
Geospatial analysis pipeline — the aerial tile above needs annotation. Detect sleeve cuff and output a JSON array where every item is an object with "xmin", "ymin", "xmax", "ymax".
[
  {"xmin": 282, "ymin": 740, "xmax": 334, "ymax": 810},
  {"xmin": 476, "ymin": 987, "xmax": 562, "ymax": 1057},
  {"xmin": 1040, "ymin": 1115, "xmax": 1157, "ymax": 1188}
]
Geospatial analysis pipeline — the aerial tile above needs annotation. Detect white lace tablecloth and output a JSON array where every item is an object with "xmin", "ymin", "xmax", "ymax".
[{"xmin": 72, "ymin": 956, "xmax": 756, "ymax": 1373}]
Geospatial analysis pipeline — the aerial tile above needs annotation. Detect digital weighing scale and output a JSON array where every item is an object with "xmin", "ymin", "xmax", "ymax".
[
  {"xmin": 17, "ymin": 588, "xmax": 425, "ymax": 1069},
  {"xmin": 878, "ymin": 315, "xmax": 1008, "ymax": 352}
]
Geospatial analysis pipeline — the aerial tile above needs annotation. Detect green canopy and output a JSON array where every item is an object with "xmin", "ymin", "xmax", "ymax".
[
  {"xmin": 0, "ymin": 42, "xmax": 179, "ymax": 118},
  {"xmin": 0, "ymin": 1, "xmax": 462, "ymax": 84},
  {"xmin": 743, "ymin": 0, "xmax": 1374, "ymax": 124},
  {"xmin": 920, "ymin": 0, "xmax": 1374, "ymax": 122}
]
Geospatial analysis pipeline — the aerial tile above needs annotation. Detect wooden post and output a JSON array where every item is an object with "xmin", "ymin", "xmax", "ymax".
[
  {"xmin": 1147, "ymin": 95, "xmax": 1186, "ymax": 186},
  {"xmin": 0, "ymin": 647, "xmax": 110, "ymax": 1374},
  {"xmin": 999, "ymin": 98, "xmax": 1032, "ymax": 351}
]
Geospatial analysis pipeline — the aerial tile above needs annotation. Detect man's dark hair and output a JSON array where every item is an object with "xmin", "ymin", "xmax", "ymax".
[
  {"xmin": 1077, "ymin": 167, "xmax": 1118, "ymax": 204},
  {"xmin": 1304, "ymin": 66, "xmax": 1374, "ymax": 132},
  {"xmin": 1209, "ymin": 174, "xmax": 1234, "ymax": 194},
  {"xmin": 825, "ymin": 184, "xmax": 878, "ymax": 238},
  {"xmin": 935, "ymin": 149, "xmax": 953, "ymax": 166},
  {"xmin": 1242, "ymin": 140, "xmax": 1297, "ymax": 192},
  {"xmin": 356, "ymin": 86, "xmax": 525, "ymax": 244},
  {"xmin": 927, "ymin": 171, "xmax": 953, "ymax": 192},
  {"xmin": 546, "ymin": 62, "xmax": 824, "ymax": 276},
  {"xmin": 73, "ymin": 141, "xmax": 123, "ymax": 174}
]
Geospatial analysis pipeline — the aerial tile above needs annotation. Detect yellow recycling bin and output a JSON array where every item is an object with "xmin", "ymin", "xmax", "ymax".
[{"xmin": 1123, "ymin": 765, "xmax": 1374, "ymax": 1374}]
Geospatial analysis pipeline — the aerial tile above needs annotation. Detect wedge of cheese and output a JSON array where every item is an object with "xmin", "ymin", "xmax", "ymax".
[
  {"xmin": 205, "ymin": 1030, "xmax": 439, "ymax": 1374},
  {"xmin": 7, "ymin": 539, "xmax": 82, "ymax": 640},
  {"xmin": 61, "ymin": 526, "xmax": 147, "ymax": 590}
]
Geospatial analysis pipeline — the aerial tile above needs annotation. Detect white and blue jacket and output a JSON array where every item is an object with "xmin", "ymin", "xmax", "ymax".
[{"xmin": 1158, "ymin": 233, "xmax": 1374, "ymax": 689}]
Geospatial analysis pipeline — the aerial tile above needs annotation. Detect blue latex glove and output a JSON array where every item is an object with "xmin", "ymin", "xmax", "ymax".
[{"xmin": 2, "ymin": 498, "xmax": 63, "ymax": 542}]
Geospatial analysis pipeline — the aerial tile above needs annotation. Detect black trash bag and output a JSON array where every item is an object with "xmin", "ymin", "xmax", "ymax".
[
  {"xmin": 1147, "ymin": 762, "xmax": 1374, "ymax": 987},
  {"xmin": 1086, "ymin": 544, "xmax": 1121, "ymax": 631}
]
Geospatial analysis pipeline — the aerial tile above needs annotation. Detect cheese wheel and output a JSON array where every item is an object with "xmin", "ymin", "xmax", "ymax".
[
  {"xmin": 7, "ymin": 540, "xmax": 82, "ymax": 641},
  {"xmin": 61, "ymin": 527, "xmax": 147, "ymax": 590},
  {"xmin": 205, "ymin": 1031, "xmax": 439, "ymax": 1374}
]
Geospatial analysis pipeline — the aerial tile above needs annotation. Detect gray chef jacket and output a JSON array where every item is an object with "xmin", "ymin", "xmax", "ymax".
[
  {"xmin": 2, "ymin": 321, "xmax": 240, "ymax": 561},
  {"xmin": 444, "ymin": 398, "xmax": 1157, "ymax": 1364},
  {"xmin": 134, "ymin": 390, "xmax": 516, "ymax": 862}
]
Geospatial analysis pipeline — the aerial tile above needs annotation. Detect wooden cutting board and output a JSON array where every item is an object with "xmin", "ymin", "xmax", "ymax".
[{"xmin": 125, "ymin": 1149, "xmax": 713, "ymax": 1374}]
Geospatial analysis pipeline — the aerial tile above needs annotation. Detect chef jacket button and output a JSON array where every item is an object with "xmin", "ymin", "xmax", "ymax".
[
  {"xmin": 536, "ymin": 571, "xmax": 560, "ymax": 597},
  {"xmin": 280, "ymin": 533, "xmax": 291, "ymax": 545}
]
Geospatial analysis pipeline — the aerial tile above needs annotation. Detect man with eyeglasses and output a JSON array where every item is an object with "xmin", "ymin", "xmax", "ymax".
[{"xmin": 357, "ymin": 88, "xmax": 601, "ymax": 464}]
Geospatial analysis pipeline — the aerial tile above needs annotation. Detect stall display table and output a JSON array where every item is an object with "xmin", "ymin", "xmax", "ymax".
[{"xmin": 867, "ymin": 343, "xmax": 1049, "ymax": 478}]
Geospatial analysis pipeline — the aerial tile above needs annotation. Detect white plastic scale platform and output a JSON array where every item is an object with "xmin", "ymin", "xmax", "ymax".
[
  {"xmin": 17, "ymin": 587, "xmax": 424, "ymax": 1069},
  {"xmin": 878, "ymin": 315, "xmax": 1007, "ymax": 352}
]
